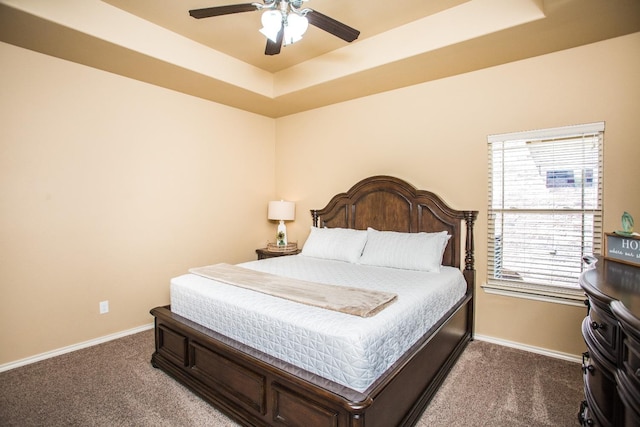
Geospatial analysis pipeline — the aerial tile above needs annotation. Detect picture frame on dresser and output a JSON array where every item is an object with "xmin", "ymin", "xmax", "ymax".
[{"xmin": 605, "ymin": 232, "xmax": 640, "ymax": 267}]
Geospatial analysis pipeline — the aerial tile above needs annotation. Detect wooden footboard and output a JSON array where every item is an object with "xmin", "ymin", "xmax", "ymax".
[{"xmin": 151, "ymin": 293, "xmax": 471, "ymax": 427}]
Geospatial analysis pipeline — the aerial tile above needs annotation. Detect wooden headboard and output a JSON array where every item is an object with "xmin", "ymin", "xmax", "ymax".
[{"xmin": 311, "ymin": 175, "xmax": 478, "ymax": 272}]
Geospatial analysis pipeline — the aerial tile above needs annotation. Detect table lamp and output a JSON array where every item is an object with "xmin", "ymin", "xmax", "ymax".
[{"xmin": 268, "ymin": 200, "xmax": 295, "ymax": 246}]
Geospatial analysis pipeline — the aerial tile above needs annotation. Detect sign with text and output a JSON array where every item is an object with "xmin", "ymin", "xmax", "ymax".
[{"xmin": 606, "ymin": 233, "xmax": 640, "ymax": 267}]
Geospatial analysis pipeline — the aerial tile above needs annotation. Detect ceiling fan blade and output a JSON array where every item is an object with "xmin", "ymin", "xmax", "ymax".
[
  {"xmin": 189, "ymin": 3, "xmax": 258, "ymax": 19},
  {"xmin": 265, "ymin": 27, "xmax": 284, "ymax": 55},
  {"xmin": 306, "ymin": 9, "xmax": 360, "ymax": 43}
]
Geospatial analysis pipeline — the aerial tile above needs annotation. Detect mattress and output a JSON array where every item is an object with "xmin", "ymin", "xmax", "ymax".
[{"xmin": 170, "ymin": 255, "xmax": 467, "ymax": 392}]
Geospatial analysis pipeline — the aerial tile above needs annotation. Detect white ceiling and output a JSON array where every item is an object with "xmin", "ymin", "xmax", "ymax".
[{"xmin": 1, "ymin": 0, "xmax": 639, "ymax": 117}]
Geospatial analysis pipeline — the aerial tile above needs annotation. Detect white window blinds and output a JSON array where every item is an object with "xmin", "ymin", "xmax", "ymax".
[{"xmin": 486, "ymin": 122, "xmax": 604, "ymax": 303}]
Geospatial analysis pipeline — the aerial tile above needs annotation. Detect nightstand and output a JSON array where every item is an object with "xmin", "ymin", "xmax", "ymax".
[{"xmin": 256, "ymin": 248, "xmax": 301, "ymax": 260}]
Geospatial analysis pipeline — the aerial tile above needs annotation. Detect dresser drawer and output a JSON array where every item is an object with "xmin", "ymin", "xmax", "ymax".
[
  {"xmin": 612, "ymin": 301, "xmax": 640, "ymax": 392},
  {"xmin": 587, "ymin": 301, "xmax": 619, "ymax": 362},
  {"xmin": 582, "ymin": 320, "xmax": 617, "ymax": 425},
  {"xmin": 583, "ymin": 384, "xmax": 612, "ymax": 427},
  {"xmin": 621, "ymin": 335, "xmax": 640, "ymax": 392},
  {"xmin": 578, "ymin": 400, "xmax": 602, "ymax": 427},
  {"xmin": 616, "ymin": 371, "xmax": 640, "ymax": 427}
]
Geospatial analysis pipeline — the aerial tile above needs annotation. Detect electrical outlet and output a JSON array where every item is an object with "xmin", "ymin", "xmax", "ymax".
[{"xmin": 99, "ymin": 300, "xmax": 109, "ymax": 314}]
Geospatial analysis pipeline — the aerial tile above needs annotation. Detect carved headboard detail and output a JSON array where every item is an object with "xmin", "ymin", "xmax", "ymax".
[{"xmin": 311, "ymin": 175, "xmax": 477, "ymax": 271}]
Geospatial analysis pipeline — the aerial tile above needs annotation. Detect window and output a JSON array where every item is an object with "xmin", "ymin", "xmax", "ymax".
[{"xmin": 486, "ymin": 122, "xmax": 604, "ymax": 305}]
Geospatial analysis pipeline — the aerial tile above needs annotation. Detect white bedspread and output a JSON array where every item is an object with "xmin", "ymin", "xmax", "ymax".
[{"xmin": 170, "ymin": 255, "xmax": 466, "ymax": 392}]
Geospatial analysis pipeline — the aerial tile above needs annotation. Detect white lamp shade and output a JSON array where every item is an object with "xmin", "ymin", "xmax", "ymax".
[
  {"xmin": 268, "ymin": 200, "xmax": 295, "ymax": 221},
  {"xmin": 260, "ymin": 10, "xmax": 282, "ymax": 43},
  {"xmin": 283, "ymin": 13, "xmax": 308, "ymax": 46}
]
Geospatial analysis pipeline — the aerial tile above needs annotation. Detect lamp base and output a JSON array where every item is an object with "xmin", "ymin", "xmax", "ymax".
[{"xmin": 276, "ymin": 220, "xmax": 288, "ymax": 246}]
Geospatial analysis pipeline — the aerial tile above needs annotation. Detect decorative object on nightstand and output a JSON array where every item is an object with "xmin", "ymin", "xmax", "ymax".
[
  {"xmin": 266, "ymin": 241, "xmax": 297, "ymax": 252},
  {"xmin": 267, "ymin": 200, "xmax": 295, "ymax": 246},
  {"xmin": 256, "ymin": 247, "xmax": 301, "ymax": 260}
]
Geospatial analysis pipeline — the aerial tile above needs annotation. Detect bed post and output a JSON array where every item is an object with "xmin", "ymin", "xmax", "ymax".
[
  {"xmin": 463, "ymin": 211, "xmax": 477, "ymax": 273},
  {"xmin": 463, "ymin": 210, "xmax": 478, "ymax": 339}
]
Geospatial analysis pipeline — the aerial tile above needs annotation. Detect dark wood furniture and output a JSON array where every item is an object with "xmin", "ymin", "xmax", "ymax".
[
  {"xmin": 151, "ymin": 175, "xmax": 478, "ymax": 427},
  {"xmin": 256, "ymin": 247, "xmax": 301, "ymax": 260},
  {"xmin": 578, "ymin": 256, "xmax": 640, "ymax": 426}
]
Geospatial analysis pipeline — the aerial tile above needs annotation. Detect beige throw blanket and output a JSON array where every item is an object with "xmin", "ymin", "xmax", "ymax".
[{"xmin": 188, "ymin": 263, "xmax": 397, "ymax": 318}]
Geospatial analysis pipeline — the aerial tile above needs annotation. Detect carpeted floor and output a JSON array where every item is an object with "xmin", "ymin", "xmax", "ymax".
[{"xmin": 0, "ymin": 330, "xmax": 583, "ymax": 426}]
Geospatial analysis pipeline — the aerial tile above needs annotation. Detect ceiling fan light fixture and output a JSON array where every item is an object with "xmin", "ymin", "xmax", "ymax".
[
  {"xmin": 283, "ymin": 13, "xmax": 308, "ymax": 46},
  {"xmin": 189, "ymin": 0, "xmax": 359, "ymax": 56},
  {"xmin": 259, "ymin": 10, "xmax": 282, "ymax": 43}
]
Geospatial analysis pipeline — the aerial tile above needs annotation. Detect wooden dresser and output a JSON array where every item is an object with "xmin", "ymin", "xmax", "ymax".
[{"xmin": 579, "ymin": 256, "xmax": 640, "ymax": 426}]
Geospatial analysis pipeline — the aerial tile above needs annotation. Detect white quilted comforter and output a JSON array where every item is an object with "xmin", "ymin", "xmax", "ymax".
[{"xmin": 170, "ymin": 255, "xmax": 466, "ymax": 392}]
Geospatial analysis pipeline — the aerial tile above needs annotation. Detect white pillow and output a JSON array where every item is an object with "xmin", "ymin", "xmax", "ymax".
[
  {"xmin": 359, "ymin": 228, "xmax": 450, "ymax": 272},
  {"xmin": 300, "ymin": 227, "xmax": 368, "ymax": 263}
]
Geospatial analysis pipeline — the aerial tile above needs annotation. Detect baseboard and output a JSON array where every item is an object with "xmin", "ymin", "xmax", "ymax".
[
  {"xmin": 1, "ymin": 325, "xmax": 581, "ymax": 373},
  {"xmin": 0, "ymin": 323, "xmax": 154, "ymax": 373},
  {"xmin": 473, "ymin": 334, "xmax": 582, "ymax": 364}
]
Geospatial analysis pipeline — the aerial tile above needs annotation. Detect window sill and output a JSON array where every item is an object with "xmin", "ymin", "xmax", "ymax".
[{"xmin": 481, "ymin": 282, "xmax": 587, "ymax": 307}]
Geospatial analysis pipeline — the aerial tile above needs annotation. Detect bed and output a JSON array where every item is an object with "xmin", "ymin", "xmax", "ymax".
[{"xmin": 151, "ymin": 175, "xmax": 478, "ymax": 427}]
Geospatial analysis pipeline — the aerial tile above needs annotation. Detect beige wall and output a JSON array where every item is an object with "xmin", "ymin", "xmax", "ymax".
[
  {"xmin": 0, "ymin": 41, "xmax": 276, "ymax": 364},
  {"xmin": 276, "ymin": 33, "xmax": 640, "ymax": 357},
  {"xmin": 2, "ymin": 33, "xmax": 639, "ymax": 366}
]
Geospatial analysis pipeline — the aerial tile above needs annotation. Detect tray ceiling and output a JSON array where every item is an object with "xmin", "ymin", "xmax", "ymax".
[{"xmin": 1, "ymin": 0, "xmax": 639, "ymax": 117}]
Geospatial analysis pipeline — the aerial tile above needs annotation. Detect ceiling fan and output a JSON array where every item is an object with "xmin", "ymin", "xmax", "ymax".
[{"xmin": 189, "ymin": 0, "xmax": 360, "ymax": 56}]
